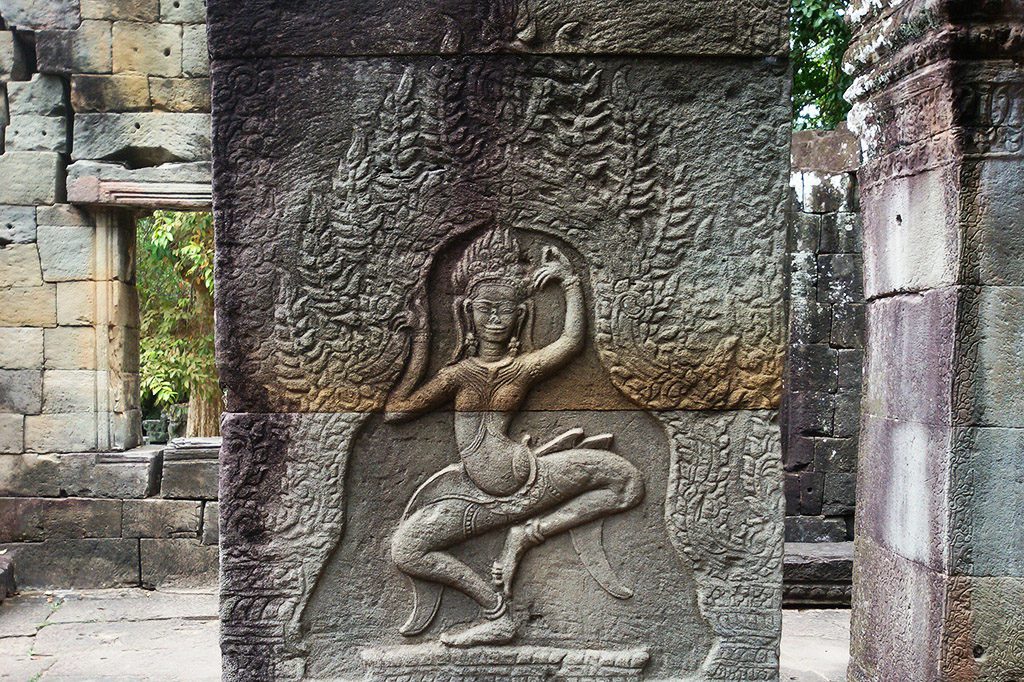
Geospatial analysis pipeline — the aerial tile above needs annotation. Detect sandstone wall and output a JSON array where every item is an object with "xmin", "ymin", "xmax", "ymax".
[{"xmin": 0, "ymin": 0, "xmax": 213, "ymax": 588}]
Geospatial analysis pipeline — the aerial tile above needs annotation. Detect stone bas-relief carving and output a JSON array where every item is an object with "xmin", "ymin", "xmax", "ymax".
[{"xmin": 213, "ymin": 54, "xmax": 787, "ymax": 681}]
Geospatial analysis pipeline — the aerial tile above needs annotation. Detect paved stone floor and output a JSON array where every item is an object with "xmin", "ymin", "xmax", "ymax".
[{"xmin": 0, "ymin": 588, "xmax": 850, "ymax": 680}]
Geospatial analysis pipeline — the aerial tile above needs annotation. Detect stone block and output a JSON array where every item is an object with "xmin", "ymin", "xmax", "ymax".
[
  {"xmin": 0, "ymin": 414, "xmax": 24, "ymax": 453},
  {"xmin": 108, "ymin": 324, "xmax": 139, "ymax": 372},
  {"xmin": 0, "ymin": 447, "xmax": 162, "ymax": 497},
  {"xmin": 789, "ymin": 298, "xmax": 831, "ymax": 346},
  {"xmin": 0, "ymin": 31, "xmax": 30, "ymax": 80},
  {"xmin": 42, "ymin": 369, "xmax": 96, "ymax": 413},
  {"xmin": 784, "ymin": 541, "xmax": 854, "ymax": 583},
  {"xmin": 122, "ymin": 498, "xmax": 200, "ymax": 538},
  {"xmin": 201, "ymin": 500, "xmax": 217, "ymax": 545},
  {"xmin": 112, "ymin": 21, "xmax": 181, "ymax": 77},
  {"xmin": 820, "ymin": 212, "xmax": 861, "ymax": 254},
  {"xmin": 110, "ymin": 281, "xmax": 140, "ymax": 328},
  {"xmin": 832, "ymin": 394, "xmax": 860, "ymax": 438},
  {"xmin": 861, "ymin": 164, "xmax": 959, "ymax": 298},
  {"xmin": 161, "ymin": 438, "xmax": 218, "ymax": 499},
  {"xmin": 0, "ymin": 206, "xmax": 37, "ymax": 244},
  {"xmin": 36, "ymin": 20, "xmax": 113, "ymax": 74},
  {"xmin": 0, "ymin": 369, "xmax": 42, "ymax": 414},
  {"xmin": 813, "ymin": 436, "xmax": 857, "ymax": 473},
  {"xmin": 787, "ymin": 390, "xmax": 835, "ymax": 437},
  {"xmin": 822, "ymin": 472, "xmax": 856, "ymax": 516},
  {"xmin": 857, "ymin": 414, "xmax": 948, "ymax": 571},
  {"xmin": 0, "ymin": 243, "xmax": 43, "ymax": 286},
  {"xmin": 159, "ymin": 0, "xmax": 205, "ymax": 23},
  {"xmin": 108, "ymin": 371, "xmax": 140, "ymax": 413},
  {"xmin": 108, "ymin": 408, "xmax": 142, "ymax": 450},
  {"xmin": 36, "ymin": 225, "xmax": 95, "ymax": 282},
  {"xmin": 71, "ymin": 73, "xmax": 151, "ymax": 112},
  {"xmin": 788, "ymin": 343, "xmax": 838, "ymax": 393},
  {"xmin": 791, "ymin": 125, "xmax": 859, "ymax": 173},
  {"xmin": 0, "ymin": 553, "xmax": 13, "ymax": 600},
  {"xmin": 963, "ymin": 286, "xmax": 1024, "ymax": 427},
  {"xmin": 796, "ymin": 170, "xmax": 857, "ymax": 213},
  {"xmin": 72, "ymin": 113, "xmax": 210, "ymax": 165},
  {"xmin": 0, "ymin": 285, "xmax": 57, "ymax": 326},
  {"xmin": 817, "ymin": 253, "xmax": 863, "ymax": 306},
  {"xmin": 6, "ymin": 74, "xmax": 67, "ymax": 116},
  {"xmin": 56, "ymin": 281, "xmax": 97, "ymax": 326},
  {"xmin": 140, "ymin": 538, "xmax": 217, "ymax": 587},
  {"xmin": 36, "ymin": 203, "xmax": 93, "ymax": 227},
  {"xmin": 181, "ymin": 24, "xmax": 208, "ymax": 77},
  {"xmin": 67, "ymin": 158, "xmax": 211, "ymax": 184},
  {"xmin": 44, "ymin": 327, "xmax": 97, "ymax": 370},
  {"xmin": 0, "ymin": 497, "xmax": 122, "ymax": 541},
  {"xmin": 837, "ymin": 348, "xmax": 864, "ymax": 390},
  {"xmin": 81, "ymin": 0, "xmax": 159, "ymax": 21},
  {"xmin": 971, "ymin": 159, "xmax": 1024, "ymax": 286},
  {"xmin": 0, "ymin": 152, "xmax": 66, "ymax": 205},
  {"xmin": 0, "ymin": 0, "xmax": 81, "ymax": 29},
  {"xmin": 831, "ymin": 302, "xmax": 864, "ymax": 349},
  {"xmin": 148, "ymin": 76, "xmax": 210, "ymax": 112},
  {"xmin": 783, "ymin": 432, "xmax": 815, "ymax": 472},
  {"xmin": 789, "ymin": 212, "xmax": 819, "ymax": 253},
  {"xmin": 24, "ymin": 412, "xmax": 98, "ymax": 452},
  {"xmin": 0, "ymin": 538, "xmax": 139, "ymax": 588},
  {"xmin": 785, "ymin": 471, "xmax": 824, "ymax": 515},
  {"xmin": 784, "ymin": 515, "xmax": 848, "ymax": 543},
  {"xmin": 0, "ymin": 328, "xmax": 44, "ymax": 369}
]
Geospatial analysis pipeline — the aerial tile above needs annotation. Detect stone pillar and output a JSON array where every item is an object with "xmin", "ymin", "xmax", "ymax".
[
  {"xmin": 210, "ymin": 2, "xmax": 790, "ymax": 680},
  {"xmin": 845, "ymin": 2, "xmax": 1024, "ymax": 679}
]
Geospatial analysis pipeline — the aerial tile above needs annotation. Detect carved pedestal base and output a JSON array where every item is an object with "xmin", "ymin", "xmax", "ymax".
[{"xmin": 360, "ymin": 644, "xmax": 649, "ymax": 682}]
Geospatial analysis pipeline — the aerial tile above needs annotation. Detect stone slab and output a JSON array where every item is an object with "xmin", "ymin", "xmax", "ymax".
[
  {"xmin": 0, "ymin": 497, "xmax": 122, "ymax": 541},
  {"xmin": 72, "ymin": 112, "xmax": 210, "ymax": 165},
  {"xmin": 71, "ymin": 73, "xmax": 151, "ymax": 112},
  {"xmin": 140, "ymin": 538, "xmax": 218, "ymax": 587},
  {"xmin": 0, "ymin": 284, "xmax": 57, "ymax": 327},
  {"xmin": 0, "ymin": 448, "xmax": 162, "ymax": 498},
  {"xmin": 36, "ymin": 20, "xmax": 113, "ymax": 74},
  {"xmin": 47, "ymin": 587, "xmax": 218, "ymax": 623},
  {"xmin": 41, "ymin": 369, "xmax": 97, "ymax": 413},
  {"xmin": 123, "ymin": 498, "xmax": 201, "ymax": 538},
  {"xmin": 0, "ymin": 414, "xmax": 25, "ymax": 454},
  {"xmin": 6, "ymin": 74, "xmax": 67, "ymax": 116},
  {"xmin": 0, "ymin": 0, "xmax": 81, "ymax": 29},
  {"xmin": 0, "ymin": 242, "xmax": 43, "ymax": 287},
  {"xmin": 81, "ymin": 0, "xmax": 159, "ymax": 21},
  {"xmin": 206, "ymin": 0, "xmax": 788, "ymax": 59},
  {"xmin": 0, "ymin": 205, "xmax": 38, "ymax": 244},
  {"xmin": 159, "ymin": 0, "xmax": 204, "ymax": 23},
  {"xmin": 37, "ymin": 225, "xmax": 95, "ymax": 282},
  {"xmin": 55, "ymin": 280, "xmax": 97, "ymax": 326},
  {"xmin": 0, "ymin": 152, "xmax": 66, "ymax": 206},
  {"xmin": 149, "ymin": 76, "xmax": 210, "ymax": 112},
  {"xmin": 0, "ymin": 30, "xmax": 29, "ymax": 80},
  {"xmin": 24, "ymin": 412, "xmax": 99, "ymax": 452},
  {"xmin": 0, "ymin": 369, "xmax": 42, "ymax": 414},
  {"xmin": 0, "ymin": 538, "xmax": 139, "ymax": 588},
  {"xmin": 44, "ymin": 326, "xmax": 97, "ymax": 369},
  {"xmin": 0, "ymin": 328, "xmax": 44, "ymax": 369},
  {"xmin": 0, "ymin": 593, "xmax": 51, "ymax": 636},
  {"xmin": 36, "ymin": 203, "xmax": 93, "ymax": 227},
  {"xmin": 181, "ymin": 23, "xmax": 208, "ymax": 77},
  {"xmin": 112, "ymin": 20, "xmax": 182, "ymax": 77},
  {"xmin": 160, "ymin": 437, "xmax": 219, "ymax": 499}
]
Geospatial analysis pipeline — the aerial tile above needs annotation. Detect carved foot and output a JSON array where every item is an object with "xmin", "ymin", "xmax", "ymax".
[{"xmin": 439, "ymin": 608, "xmax": 517, "ymax": 648}]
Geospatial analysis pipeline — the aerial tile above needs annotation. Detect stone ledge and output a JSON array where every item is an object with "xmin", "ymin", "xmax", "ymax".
[
  {"xmin": 66, "ymin": 160, "xmax": 212, "ymax": 209},
  {"xmin": 784, "ymin": 541, "xmax": 853, "ymax": 607}
]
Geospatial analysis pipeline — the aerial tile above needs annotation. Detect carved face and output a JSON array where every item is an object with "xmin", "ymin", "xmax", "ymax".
[{"xmin": 467, "ymin": 283, "xmax": 524, "ymax": 348}]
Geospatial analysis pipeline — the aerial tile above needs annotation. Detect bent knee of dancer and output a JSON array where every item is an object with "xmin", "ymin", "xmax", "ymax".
[
  {"xmin": 614, "ymin": 462, "xmax": 645, "ymax": 510},
  {"xmin": 390, "ymin": 526, "xmax": 430, "ymax": 574}
]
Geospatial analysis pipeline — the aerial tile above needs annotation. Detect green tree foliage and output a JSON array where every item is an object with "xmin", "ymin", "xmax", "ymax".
[
  {"xmin": 791, "ymin": 0, "xmax": 853, "ymax": 130},
  {"xmin": 137, "ymin": 211, "xmax": 221, "ymax": 435}
]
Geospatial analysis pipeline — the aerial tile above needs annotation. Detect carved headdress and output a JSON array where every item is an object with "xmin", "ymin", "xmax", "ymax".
[
  {"xmin": 452, "ymin": 226, "xmax": 530, "ymax": 300},
  {"xmin": 450, "ymin": 227, "xmax": 533, "ymax": 361}
]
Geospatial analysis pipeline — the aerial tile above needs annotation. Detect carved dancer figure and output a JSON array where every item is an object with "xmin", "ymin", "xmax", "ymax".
[{"xmin": 385, "ymin": 227, "xmax": 645, "ymax": 648}]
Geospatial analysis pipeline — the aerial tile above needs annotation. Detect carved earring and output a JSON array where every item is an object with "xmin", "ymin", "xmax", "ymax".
[
  {"xmin": 464, "ymin": 332, "xmax": 478, "ymax": 357},
  {"xmin": 508, "ymin": 336, "xmax": 520, "ymax": 356}
]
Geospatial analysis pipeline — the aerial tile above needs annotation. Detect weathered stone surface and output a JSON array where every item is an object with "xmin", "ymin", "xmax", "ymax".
[
  {"xmin": 0, "ymin": 554, "xmax": 15, "ymax": 600},
  {"xmin": 0, "ymin": 447, "xmax": 162, "ymax": 497},
  {"xmin": 72, "ymin": 112, "xmax": 210, "ymax": 164},
  {"xmin": 0, "ymin": 243, "xmax": 43, "ymax": 286},
  {"xmin": 784, "ymin": 515, "xmax": 847, "ymax": 543},
  {"xmin": 141, "ymin": 538, "xmax": 218, "ymax": 587},
  {"xmin": 0, "ymin": 414, "xmax": 24, "ymax": 454},
  {"xmin": 67, "ymin": 158, "xmax": 211, "ymax": 184},
  {"xmin": 207, "ymin": 0, "xmax": 788, "ymax": 59},
  {"xmin": 43, "ymin": 326, "xmax": 97, "ymax": 369},
  {"xmin": 0, "ymin": 538, "xmax": 139, "ymax": 588},
  {"xmin": 36, "ymin": 20, "xmax": 113, "ymax": 74},
  {"xmin": 71, "ymin": 73, "xmax": 151, "ymax": 112},
  {"xmin": 0, "ymin": 497, "xmax": 122, "ymax": 541},
  {"xmin": 159, "ymin": 0, "xmax": 204, "ymax": 23},
  {"xmin": 55, "ymin": 281, "xmax": 97, "ymax": 326},
  {"xmin": 36, "ymin": 203, "xmax": 93, "ymax": 227},
  {"xmin": 0, "ymin": 284, "xmax": 57, "ymax": 326},
  {"xmin": 784, "ymin": 541, "xmax": 853, "ymax": 583},
  {"xmin": 149, "ymin": 76, "xmax": 210, "ymax": 112},
  {"xmin": 0, "ymin": 152, "xmax": 66, "ymax": 205},
  {"xmin": 41, "ymin": 369, "xmax": 96, "ymax": 413},
  {"xmin": 201, "ymin": 500, "xmax": 217, "ymax": 545},
  {"xmin": 794, "ymin": 171, "xmax": 857, "ymax": 214},
  {"xmin": 7, "ymin": 74, "xmax": 67, "ymax": 116},
  {"xmin": 81, "ymin": 0, "xmax": 158, "ymax": 21},
  {"xmin": 4, "ymin": 114, "xmax": 68, "ymax": 153},
  {"xmin": 819, "ymin": 212, "xmax": 861, "ymax": 254},
  {"xmin": 0, "ymin": 369, "xmax": 42, "ymax": 414},
  {"xmin": 0, "ymin": 30, "xmax": 30, "ymax": 80},
  {"xmin": 813, "ymin": 437, "xmax": 857, "ymax": 473},
  {"xmin": 123, "ymin": 498, "xmax": 201, "ymax": 538},
  {"xmin": 181, "ymin": 23, "xmax": 208, "ymax": 77},
  {"xmin": 791, "ymin": 124, "xmax": 858, "ymax": 173},
  {"xmin": 36, "ymin": 225, "xmax": 95, "ymax": 281},
  {"xmin": 0, "ymin": 205, "xmax": 37, "ymax": 244},
  {"xmin": 0, "ymin": 328, "xmax": 44, "ymax": 369},
  {"xmin": 24, "ymin": 413, "xmax": 98, "ymax": 452},
  {"xmin": 161, "ymin": 437, "xmax": 218, "ymax": 499},
  {"xmin": 785, "ymin": 471, "xmax": 823, "ymax": 515},
  {"xmin": 112, "ymin": 21, "xmax": 181, "ymax": 77},
  {"xmin": 822, "ymin": 472, "xmax": 856, "ymax": 516},
  {"xmin": 0, "ymin": 0, "xmax": 81, "ymax": 29}
]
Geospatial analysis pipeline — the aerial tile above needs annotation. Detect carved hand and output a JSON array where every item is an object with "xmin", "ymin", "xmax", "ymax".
[
  {"xmin": 532, "ymin": 246, "xmax": 575, "ymax": 290},
  {"xmin": 391, "ymin": 291, "xmax": 429, "ymax": 334}
]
